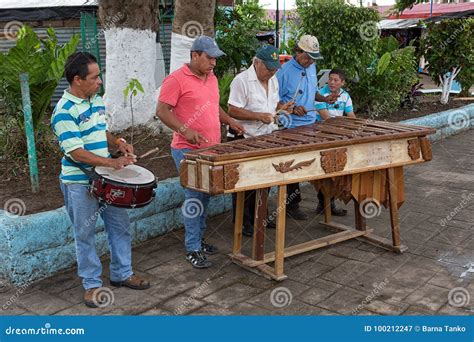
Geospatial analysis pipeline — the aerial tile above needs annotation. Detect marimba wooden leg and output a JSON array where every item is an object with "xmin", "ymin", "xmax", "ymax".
[
  {"xmin": 274, "ymin": 185, "xmax": 287, "ymax": 278},
  {"xmin": 229, "ymin": 187, "xmax": 287, "ymax": 281},
  {"xmin": 321, "ymin": 182, "xmax": 332, "ymax": 223},
  {"xmin": 353, "ymin": 198, "xmax": 367, "ymax": 231},
  {"xmin": 387, "ymin": 167, "xmax": 401, "ymax": 247},
  {"xmin": 319, "ymin": 181, "xmax": 407, "ymax": 253},
  {"xmin": 232, "ymin": 191, "xmax": 245, "ymax": 255},
  {"xmin": 252, "ymin": 188, "xmax": 268, "ymax": 261}
]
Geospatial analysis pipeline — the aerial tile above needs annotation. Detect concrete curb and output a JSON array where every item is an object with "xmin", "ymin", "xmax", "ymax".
[{"xmin": 400, "ymin": 103, "xmax": 474, "ymax": 141}]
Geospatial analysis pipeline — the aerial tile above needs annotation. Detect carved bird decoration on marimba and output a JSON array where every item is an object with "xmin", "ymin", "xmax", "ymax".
[{"xmin": 272, "ymin": 158, "xmax": 316, "ymax": 173}]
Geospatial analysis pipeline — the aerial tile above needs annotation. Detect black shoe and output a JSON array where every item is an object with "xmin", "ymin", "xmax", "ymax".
[
  {"xmin": 265, "ymin": 217, "xmax": 276, "ymax": 229},
  {"xmin": 286, "ymin": 207, "xmax": 308, "ymax": 220},
  {"xmin": 242, "ymin": 225, "xmax": 253, "ymax": 237},
  {"xmin": 186, "ymin": 250, "xmax": 212, "ymax": 269},
  {"xmin": 201, "ymin": 239, "xmax": 218, "ymax": 255}
]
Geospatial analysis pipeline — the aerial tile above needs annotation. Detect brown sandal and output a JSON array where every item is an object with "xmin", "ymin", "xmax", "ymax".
[{"xmin": 110, "ymin": 274, "xmax": 150, "ymax": 290}]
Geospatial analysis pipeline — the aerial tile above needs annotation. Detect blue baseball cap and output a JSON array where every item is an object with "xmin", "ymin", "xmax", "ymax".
[{"xmin": 191, "ymin": 36, "xmax": 226, "ymax": 58}]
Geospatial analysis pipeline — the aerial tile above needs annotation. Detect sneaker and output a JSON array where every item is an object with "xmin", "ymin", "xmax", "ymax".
[
  {"xmin": 186, "ymin": 250, "xmax": 212, "ymax": 269},
  {"xmin": 286, "ymin": 207, "xmax": 308, "ymax": 220},
  {"xmin": 201, "ymin": 239, "xmax": 218, "ymax": 255}
]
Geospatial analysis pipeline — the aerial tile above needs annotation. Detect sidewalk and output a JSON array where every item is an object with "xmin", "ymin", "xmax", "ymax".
[{"xmin": 1, "ymin": 130, "xmax": 472, "ymax": 316}]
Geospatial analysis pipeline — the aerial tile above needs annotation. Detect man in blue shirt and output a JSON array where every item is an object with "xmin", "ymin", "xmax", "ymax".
[{"xmin": 276, "ymin": 35, "xmax": 344, "ymax": 220}]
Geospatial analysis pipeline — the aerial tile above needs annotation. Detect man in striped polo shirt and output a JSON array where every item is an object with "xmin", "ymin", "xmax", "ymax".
[
  {"xmin": 51, "ymin": 52, "xmax": 150, "ymax": 308},
  {"xmin": 314, "ymin": 68, "xmax": 354, "ymax": 216},
  {"xmin": 315, "ymin": 69, "xmax": 355, "ymax": 119}
]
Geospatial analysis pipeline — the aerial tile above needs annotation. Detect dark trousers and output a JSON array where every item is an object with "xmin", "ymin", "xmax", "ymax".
[
  {"xmin": 286, "ymin": 183, "xmax": 302, "ymax": 210},
  {"xmin": 228, "ymin": 134, "xmax": 258, "ymax": 228},
  {"xmin": 231, "ymin": 190, "xmax": 257, "ymax": 228},
  {"xmin": 287, "ymin": 185, "xmax": 328, "ymax": 210}
]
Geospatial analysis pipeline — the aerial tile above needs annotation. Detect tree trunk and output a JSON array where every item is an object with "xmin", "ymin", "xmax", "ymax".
[
  {"xmin": 98, "ymin": 0, "xmax": 159, "ymax": 131},
  {"xmin": 169, "ymin": 0, "xmax": 216, "ymax": 73},
  {"xmin": 439, "ymin": 66, "xmax": 461, "ymax": 105}
]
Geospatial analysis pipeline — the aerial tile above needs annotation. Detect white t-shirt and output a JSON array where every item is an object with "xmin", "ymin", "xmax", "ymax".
[{"xmin": 227, "ymin": 64, "xmax": 279, "ymax": 138}]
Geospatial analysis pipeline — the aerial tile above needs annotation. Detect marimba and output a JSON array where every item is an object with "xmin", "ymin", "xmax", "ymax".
[{"xmin": 180, "ymin": 117, "xmax": 435, "ymax": 280}]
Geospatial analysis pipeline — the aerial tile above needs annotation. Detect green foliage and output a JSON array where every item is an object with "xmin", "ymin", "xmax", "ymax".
[
  {"xmin": 420, "ymin": 18, "xmax": 474, "ymax": 96},
  {"xmin": 351, "ymin": 46, "xmax": 419, "ymax": 116},
  {"xmin": 296, "ymin": 0, "xmax": 380, "ymax": 81},
  {"xmin": 0, "ymin": 25, "xmax": 79, "ymax": 131},
  {"xmin": 296, "ymin": 0, "xmax": 418, "ymax": 116},
  {"xmin": 0, "ymin": 24, "xmax": 79, "ymax": 166},
  {"xmin": 0, "ymin": 25, "xmax": 79, "ymax": 130},
  {"xmin": 376, "ymin": 52, "xmax": 391, "ymax": 76},
  {"xmin": 214, "ymin": 1, "xmax": 274, "ymax": 77},
  {"xmin": 393, "ymin": 0, "xmax": 421, "ymax": 13},
  {"xmin": 123, "ymin": 78, "xmax": 144, "ymax": 99},
  {"xmin": 123, "ymin": 78, "xmax": 144, "ymax": 146},
  {"xmin": 218, "ymin": 72, "xmax": 234, "ymax": 111},
  {"xmin": 377, "ymin": 36, "xmax": 399, "ymax": 55}
]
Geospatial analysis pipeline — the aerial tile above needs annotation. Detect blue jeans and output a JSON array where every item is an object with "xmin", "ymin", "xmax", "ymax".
[
  {"xmin": 171, "ymin": 147, "xmax": 211, "ymax": 252},
  {"xmin": 60, "ymin": 182, "xmax": 133, "ymax": 290}
]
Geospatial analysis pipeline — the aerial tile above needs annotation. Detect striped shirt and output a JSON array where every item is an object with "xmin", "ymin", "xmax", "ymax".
[
  {"xmin": 315, "ymin": 85, "xmax": 353, "ymax": 118},
  {"xmin": 51, "ymin": 90, "xmax": 109, "ymax": 184}
]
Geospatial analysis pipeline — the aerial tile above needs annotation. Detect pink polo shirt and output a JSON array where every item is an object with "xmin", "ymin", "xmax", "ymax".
[{"xmin": 159, "ymin": 64, "xmax": 221, "ymax": 150}]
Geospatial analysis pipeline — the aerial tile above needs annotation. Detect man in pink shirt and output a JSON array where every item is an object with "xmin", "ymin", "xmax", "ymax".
[{"xmin": 156, "ymin": 36, "xmax": 244, "ymax": 269}]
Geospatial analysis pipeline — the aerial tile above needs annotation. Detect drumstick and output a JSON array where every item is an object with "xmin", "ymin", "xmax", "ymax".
[
  {"xmin": 138, "ymin": 147, "xmax": 161, "ymax": 159},
  {"xmin": 149, "ymin": 153, "xmax": 171, "ymax": 160}
]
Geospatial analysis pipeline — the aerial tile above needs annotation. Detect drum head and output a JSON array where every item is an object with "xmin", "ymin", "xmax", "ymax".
[{"xmin": 95, "ymin": 165, "xmax": 155, "ymax": 185}]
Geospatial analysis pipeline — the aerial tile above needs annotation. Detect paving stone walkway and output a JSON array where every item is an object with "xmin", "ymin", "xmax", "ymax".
[{"xmin": 1, "ymin": 130, "xmax": 473, "ymax": 316}]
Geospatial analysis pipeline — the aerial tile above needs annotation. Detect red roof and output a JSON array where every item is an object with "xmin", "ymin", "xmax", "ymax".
[{"xmin": 377, "ymin": 2, "xmax": 474, "ymax": 19}]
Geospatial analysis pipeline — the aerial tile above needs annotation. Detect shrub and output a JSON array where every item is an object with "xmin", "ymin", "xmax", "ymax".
[
  {"xmin": 0, "ymin": 25, "xmax": 79, "ymax": 160},
  {"xmin": 420, "ymin": 18, "xmax": 473, "ymax": 102},
  {"xmin": 351, "ymin": 46, "xmax": 418, "ymax": 116},
  {"xmin": 296, "ymin": 0, "xmax": 380, "ymax": 81},
  {"xmin": 296, "ymin": 0, "xmax": 418, "ymax": 116},
  {"xmin": 218, "ymin": 72, "xmax": 234, "ymax": 112},
  {"xmin": 214, "ymin": 1, "xmax": 274, "ymax": 78},
  {"xmin": 0, "ymin": 25, "xmax": 79, "ymax": 130}
]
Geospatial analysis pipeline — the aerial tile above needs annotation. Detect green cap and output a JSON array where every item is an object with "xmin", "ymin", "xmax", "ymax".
[{"xmin": 255, "ymin": 45, "xmax": 281, "ymax": 70}]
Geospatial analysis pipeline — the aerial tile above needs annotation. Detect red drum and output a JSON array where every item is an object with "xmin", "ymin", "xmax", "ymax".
[{"xmin": 90, "ymin": 165, "xmax": 157, "ymax": 208}]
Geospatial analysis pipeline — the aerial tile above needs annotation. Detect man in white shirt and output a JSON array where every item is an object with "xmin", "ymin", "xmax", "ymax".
[{"xmin": 227, "ymin": 45, "xmax": 290, "ymax": 236}]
